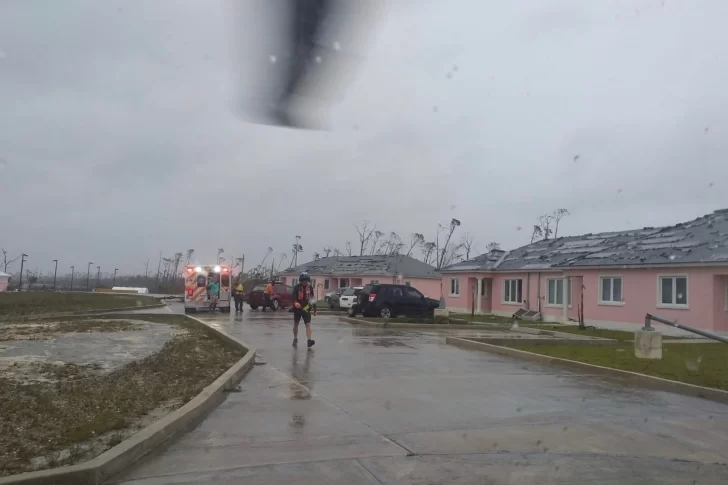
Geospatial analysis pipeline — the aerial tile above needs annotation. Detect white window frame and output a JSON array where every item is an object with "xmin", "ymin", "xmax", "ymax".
[
  {"xmin": 657, "ymin": 274, "xmax": 689, "ymax": 309},
  {"xmin": 502, "ymin": 278, "xmax": 523, "ymax": 305},
  {"xmin": 546, "ymin": 277, "xmax": 571, "ymax": 308},
  {"xmin": 370, "ymin": 279, "xmax": 379, "ymax": 285},
  {"xmin": 598, "ymin": 275, "xmax": 625, "ymax": 306},
  {"xmin": 449, "ymin": 277, "xmax": 460, "ymax": 296}
]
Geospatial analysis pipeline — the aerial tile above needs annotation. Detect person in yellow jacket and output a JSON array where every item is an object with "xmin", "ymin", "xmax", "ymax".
[{"xmin": 234, "ymin": 282, "xmax": 245, "ymax": 313}]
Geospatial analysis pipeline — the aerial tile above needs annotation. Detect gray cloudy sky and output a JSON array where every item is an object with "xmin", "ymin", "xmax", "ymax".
[{"xmin": 2, "ymin": 0, "xmax": 728, "ymax": 275}]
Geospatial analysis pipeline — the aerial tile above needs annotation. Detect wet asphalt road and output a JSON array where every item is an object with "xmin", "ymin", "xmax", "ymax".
[{"xmin": 113, "ymin": 304, "xmax": 728, "ymax": 484}]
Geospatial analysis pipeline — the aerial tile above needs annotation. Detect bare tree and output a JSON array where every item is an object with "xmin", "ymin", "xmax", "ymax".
[
  {"xmin": 369, "ymin": 230, "xmax": 384, "ymax": 255},
  {"xmin": 323, "ymin": 246, "xmax": 333, "ymax": 257},
  {"xmin": 552, "ymin": 208, "xmax": 570, "ymax": 238},
  {"xmin": 171, "ymin": 252, "xmax": 183, "ymax": 282},
  {"xmin": 291, "ymin": 236, "xmax": 303, "ymax": 267},
  {"xmin": 537, "ymin": 214, "xmax": 554, "ymax": 240},
  {"xmin": 275, "ymin": 253, "xmax": 288, "ymax": 272},
  {"xmin": 530, "ymin": 225, "xmax": 543, "ymax": 243},
  {"xmin": 406, "ymin": 233, "xmax": 425, "ymax": 257},
  {"xmin": 333, "ymin": 247, "xmax": 343, "ymax": 256},
  {"xmin": 381, "ymin": 232, "xmax": 404, "ymax": 255},
  {"xmin": 460, "ymin": 232, "xmax": 474, "ymax": 260},
  {"xmin": 345, "ymin": 241, "xmax": 352, "ymax": 256},
  {"xmin": 217, "ymin": 248, "xmax": 225, "ymax": 263},
  {"xmin": 1, "ymin": 248, "xmax": 21, "ymax": 273},
  {"xmin": 485, "ymin": 241, "xmax": 501, "ymax": 252},
  {"xmin": 436, "ymin": 218, "xmax": 462, "ymax": 269},
  {"xmin": 313, "ymin": 252, "xmax": 321, "ymax": 260},
  {"xmin": 185, "ymin": 249, "xmax": 195, "ymax": 265},
  {"xmin": 422, "ymin": 242, "xmax": 436, "ymax": 265},
  {"xmin": 354, "ymin": 221, "xmax": 376, "ymax": 255},
  {"xmin": 441, "ymin": 242, "xmax": 465, "ymax": 267}
]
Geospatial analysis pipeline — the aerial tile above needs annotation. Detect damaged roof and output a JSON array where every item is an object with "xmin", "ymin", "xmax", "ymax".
[
  {"xmin": 442, "ymin": 209, "xmax": 728, "ymax": 272},
  {"xmin": 502, "ymin": 209, "xmax": 728, "ymax": 270},
  {"xmin": 441, "ymin": 249, "xmax": 507, "ymax": 272},
  {"xmin": 281, "ymin": 255, "xmax": 441, "ymax": 279}
]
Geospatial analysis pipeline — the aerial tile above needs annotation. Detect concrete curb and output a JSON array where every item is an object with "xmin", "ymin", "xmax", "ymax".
[
  {"xmin": 338, "ymin": 316, "xmax": 507, "ymax": 331},
  {"xmin": 7, "ymin": 302, "xmax": 166, "ymax": 322},
  {"xmin": 0, "ymin": 315, "xmax": 256, "ymax": 485},
  {"xmin": 446, "ymin": 337, "xmax": 728, "ymax": 406}
]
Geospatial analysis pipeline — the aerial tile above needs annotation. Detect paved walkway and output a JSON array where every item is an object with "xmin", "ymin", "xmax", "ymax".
[{"xmin": 112, "ymin": 306, "xmax": 728, "ymax": 484}]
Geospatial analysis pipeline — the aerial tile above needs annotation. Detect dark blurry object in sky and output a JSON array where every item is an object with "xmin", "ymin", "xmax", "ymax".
[{"xmin": 233, "ymin": 0, "xmax": 383, "ymax": 129}]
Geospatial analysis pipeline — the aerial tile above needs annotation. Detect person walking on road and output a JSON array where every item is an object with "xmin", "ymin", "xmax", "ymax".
[
  {"xmin": 262, "ymin": 279, "xmax": 275, "ymax": 311},
  {"xmin": 234, "ymin": 281, "xmax": 245, "ymax": 313},
  {"xmin": 207, "ymin": 275, "xmax": 221, "ymax": 313},
  {"xmin": 292, "ymin": 271, "xmax": 316, "ymax": 348}
]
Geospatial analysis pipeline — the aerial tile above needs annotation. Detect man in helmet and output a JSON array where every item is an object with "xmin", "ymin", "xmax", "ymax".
[{"xmin": 291, "ymin": 271, "xmax": 316, "ymax": 348}]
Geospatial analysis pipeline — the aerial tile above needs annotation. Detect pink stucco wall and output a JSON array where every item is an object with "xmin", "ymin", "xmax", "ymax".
[
  {"xmin": 0, "ymin": 276, "xmax": 8, "ymax": 292},
  {"xmin": 442, "ymin": 267, "xmax": 728, "ymax": 331},
  {"xmin": 278, "ymin": 274, "xmax": 442, "ymax": 300}
]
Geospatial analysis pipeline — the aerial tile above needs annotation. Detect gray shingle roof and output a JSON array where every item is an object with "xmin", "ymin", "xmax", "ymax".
[
  {"xmin": 441, "ymin": 250, "xmax": 507, "ymax": 272},
  {"xmin": 280, "ymin": 255, "xmax": 441, "ymax": 278},
  {"xmin": 498, "ymin": 209, "xmax": 728, "ymax": 271}
]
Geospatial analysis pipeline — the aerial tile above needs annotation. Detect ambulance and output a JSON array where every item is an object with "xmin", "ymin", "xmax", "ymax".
[{"xmin": 183, "ymin": 264, "xmax": 232, "ymax": 313}]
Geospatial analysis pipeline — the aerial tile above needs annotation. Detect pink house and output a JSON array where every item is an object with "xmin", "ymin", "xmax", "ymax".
[
  {"xmin": 0, "ymin": 271, "xmax": 10, "ymax": 292},
  {"xmin": 441, "ymin": 209, "xmax": 728, "ymax": 332},
  {"xmin": 277, "ymin": 255, "xmax": 442, "ymax": 300}
]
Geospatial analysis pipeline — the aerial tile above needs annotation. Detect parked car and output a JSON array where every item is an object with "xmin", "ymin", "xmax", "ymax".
[
  {"xmin": 349, "ymin": 284, "xmax": 440, "ymax": 318},
  {"xmin": 324, "ymin": 287, "xmax": 349, "ymax": 308},
  {"xmin": 338, "ymin": 286, "xmax": 363, "ymax": 309},
  {"xmin": 247, "ymin": 282, "xmax": 293, "ymax": 310}
]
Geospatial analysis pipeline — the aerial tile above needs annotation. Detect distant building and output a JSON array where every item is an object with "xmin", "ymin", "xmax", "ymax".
[
  {"xmin": 0, "ymin": 271, "xmax": 10, "ymax": 292},
  {"xmin": 278, "ymin": 255, "xmax": 441, "ymax": 299},
  {"xmin": 441, "ymin": 209, "xmax": 728, "ymax": 332}
]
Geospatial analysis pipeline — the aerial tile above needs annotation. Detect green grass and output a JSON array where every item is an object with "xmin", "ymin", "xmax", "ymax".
[
  {"xmin": 518, "ymin": 324, "xmax": 638, "ymax": 342},
  {"xmin": 0, "ymin": 292, "xmax": 158, "ymax": 318},
  {"xmin": 506, "ymin": 342, "xmax": 728, "ymax": 391},
  {"xmin": 0, "ymin": 314, "xmax": 244, "ymax": 476},
  {"xmin": 449, "ymin": 313, "xmax": 515, "ymax": 325}
]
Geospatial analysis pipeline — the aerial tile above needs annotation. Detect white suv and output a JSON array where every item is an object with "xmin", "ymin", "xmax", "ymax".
[{"xmin": 338, "ymin": 286, "xmax": 364, "ymax": 309}]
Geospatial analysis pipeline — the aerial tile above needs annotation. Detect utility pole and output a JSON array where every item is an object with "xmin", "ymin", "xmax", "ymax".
[
  {"xmin": 113, "ymin": 268, "xmax": 119, "ymax": 286},
  {"xmin": 155, "ymin": 251, "xmax": 162, "ymax": 291},
  {"xmin": 18, "ymin": 253, "xmax": 28, "ymax": 290},
  {"xmin": 70, "ymin": 266, "xmax": 75, "ymax": 291},
  {"xmin": 52, "ymin": 259, "xmax": 58, "ymax": 290},
  {"xmin": 271, "ymin": 259, "xmax": 275, "ymax": 280},
  {"xmin": 96, "ymin": 266, "xmax": 101, "ymax": 289},
  {"xmin": 86, "ymin": 262, "xmax": 93, "ymax": 291}
]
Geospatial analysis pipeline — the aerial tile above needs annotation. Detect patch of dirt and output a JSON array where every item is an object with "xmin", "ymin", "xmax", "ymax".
[
  {"xmin": 0, "ymin": 319, "xmax": 145, "ymax": 341},
  {"xmin": 0, "ymin": 320, "xmax": 244, "ymax": 477}
]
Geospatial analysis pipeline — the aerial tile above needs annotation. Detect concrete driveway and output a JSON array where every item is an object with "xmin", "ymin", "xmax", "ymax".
[{"xmin": 113, "ymin": 306, "xmax": 728, "ymax": 484}]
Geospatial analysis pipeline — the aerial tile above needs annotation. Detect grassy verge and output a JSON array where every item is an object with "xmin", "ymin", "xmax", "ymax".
[
  {"xmin": 360, "ymin": 317, "xmax": 436, "ymax": 324},
  {"xmin": 0, "ymin": 314, "xmax": 244, "ymax": 477},
  {"xmin": 517, "ymin": 324, "xmax": 638, "ymax": 342},
  {"xmin": 0, "ymin": 319, "xmax": 143, "ymax": 341},
  {"xmin": 0, "ymin": 292, "xmax": 158, "ymax": 318},
  {"xmin": 505, "ymin": 342, "xmax": 728, "ymax": 391},
  {"xmin": 450, "ymin": 313, "xmax": 516, "ymax": 325}
]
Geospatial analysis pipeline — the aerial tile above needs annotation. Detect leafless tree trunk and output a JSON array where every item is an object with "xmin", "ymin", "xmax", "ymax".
[
  {"xmin": 485, "ymin": 241, "xmax": 501, "ymax": 252},
  {"xmin": 354, "ymin": 221, "xmax": 376, "ymax": 255},
  {"xmin": 369, "ymin": 231, "xmax": 384, "ymax": 255},
  {"xmin": 333, "ymin": 247, "xmax": 343, "ymax": 256},
  {"xmin": 1, "ymin": 248, "xmax": 20, "ymax": 273},
  {"xmin": 406, "ymin": 233, "xmax": 424, "ymax": 257},
  {"xmin": 185, "ymin": 249, "xmax": 195, "ymax": 265},
  {"xmin": 437, "ymin": 218, "xmax": 461, "ymax": 269},
  {"xmin": 460, "ymin": 233, "xmax": 474, "ymax": 260},
  {"xmin": 345, "ymin": 242, "xmax": 352, "ymax": 256},
  {"xmin": 553, "ymin": 208, "xmax": 570, "ymax": 238},
  {"xmin": 323, "ymin": 246, "xmax": 333, "ymax": 257},
  {"xmin": 217, "ymin": 248, "xmax": 225, "ymax": 263},
  {"xmin": 531, "ymin": 225, "xmax": 543, "ymax": 243},
  {"xmin": 422, "ymin": 242, "xmax": 436, "ymax": 265},
  {"xmin": 538, "ymin": 214, "xmax": 554, "ymax": 240}
]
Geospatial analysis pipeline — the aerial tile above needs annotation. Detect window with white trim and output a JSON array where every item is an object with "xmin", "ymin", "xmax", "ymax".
[
  {"xmin": 659, "ymin": 276, "xmax": 688, "ymax": 307},
  {"xmin": 547, "ymin": 278, "xmax": 569, "ymax": 306},
  {"xmin": 599, "ymin": 276, "xmax": 623, "ymax": 304},
  {"xmin": 370, "ymin": 279, "xmax": 379, "ymax": 284},
  {"xmin": 449, "ymin": 278, "xmax": 460, "ymax": 296},
  {"xmin": 503, "ymin": 278, "xmax": 523, "ymax": 303}
]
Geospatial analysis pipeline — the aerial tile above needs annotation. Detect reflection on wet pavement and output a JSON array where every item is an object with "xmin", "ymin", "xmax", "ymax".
[{"xmin": 114, "ymin": 304, "xmax": 728, "ymax": 484}]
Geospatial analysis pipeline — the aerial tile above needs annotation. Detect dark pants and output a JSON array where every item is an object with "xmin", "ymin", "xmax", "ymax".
[
  {"xmin": 234, "ymin": 295, "xmax": 244, "ymax": 312},
  {"xmin": 263, "ymin": 294, "xmax": 275, "ymax": 311},
  {"xmin": 293, "ymin": 308, "xmax": 312, "ymax": 325}
]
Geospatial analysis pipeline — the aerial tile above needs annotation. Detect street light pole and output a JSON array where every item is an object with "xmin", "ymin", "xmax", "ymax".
[
  {"xmin": 53, "ymin": 259, "xmax": 58, "ymax": 290},
  {"xmin": 113, "ymin": 268, "xmax": 118, "ymax": 286},
  {"xmin": 18, "ymin": 254, "xmax": 28, "ymax": 290},
  {"xmin": 96, "ymin": 266, "xmax": 101, "ymax": 289},
  {"xmin": 70, "ymin": 266, "xmax": 75, "ymax": 291},
  {"xmin": 86, "ymin": 262, "xmax": 93, "ymax": 291}
]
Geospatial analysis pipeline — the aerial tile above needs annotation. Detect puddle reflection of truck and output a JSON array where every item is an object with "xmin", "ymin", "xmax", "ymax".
[{"xmin": 183, "ymin": 264, "xmax": 232, "ymax": 313}]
